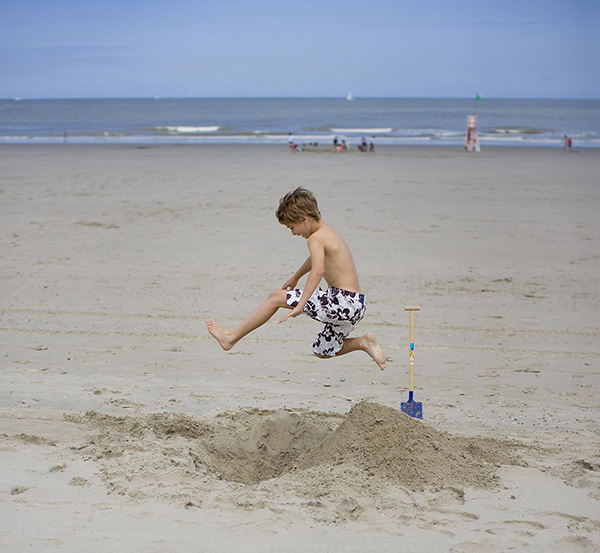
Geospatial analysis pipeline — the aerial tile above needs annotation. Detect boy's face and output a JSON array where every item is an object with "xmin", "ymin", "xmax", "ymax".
[{"xmin": 284, "ymin": 216, "xmax": 311, "ymax": 239}]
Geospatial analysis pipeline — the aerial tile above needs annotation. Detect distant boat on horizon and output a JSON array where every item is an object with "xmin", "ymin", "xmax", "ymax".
[{"xmin": 346, "ymin": 91, "xmax": 354, "ymax": 101}]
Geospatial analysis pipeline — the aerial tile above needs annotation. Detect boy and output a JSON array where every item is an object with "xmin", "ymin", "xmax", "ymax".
[{"xmin": 205, "ymin": 187, "xmax": 386, "ymax": 370}]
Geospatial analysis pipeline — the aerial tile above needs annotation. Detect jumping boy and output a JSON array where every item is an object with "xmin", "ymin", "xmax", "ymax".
[{"xmin": 205, "ymin": 187, "xmax": 386, "ymax": 370}]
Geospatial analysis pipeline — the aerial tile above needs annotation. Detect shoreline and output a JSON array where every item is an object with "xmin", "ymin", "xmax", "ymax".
[{"xmin": 1, "ymin": 142, "xmax": 598, "ymax": 149}]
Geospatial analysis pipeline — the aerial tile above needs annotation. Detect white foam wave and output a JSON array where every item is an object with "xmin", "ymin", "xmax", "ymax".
[
  {"xmin": 158, "ymin": 126, "xmax": 220, "ymax": 133},
  {"xmin": 330, "ymin": 128, "xmax": 393, "ymax": 134},
  {"xmin": 480, "ymin": 134, "xmax": 526, "ymax": 142}
]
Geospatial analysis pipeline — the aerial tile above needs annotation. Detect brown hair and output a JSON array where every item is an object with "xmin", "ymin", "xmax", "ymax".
[{"xmin": 276, "ymin": 187, "xmax": 321, "ymax": 224}]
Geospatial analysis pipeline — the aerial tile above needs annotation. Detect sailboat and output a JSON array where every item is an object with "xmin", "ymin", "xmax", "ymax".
[{"xmin": 346, "ymin": 91, "xmax": 354, "ymax": 101}]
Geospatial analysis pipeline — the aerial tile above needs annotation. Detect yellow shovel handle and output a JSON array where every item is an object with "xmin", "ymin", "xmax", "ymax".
[{"xmin": 404, "ymin": 306, "xmax": 420, "ymax": 392}]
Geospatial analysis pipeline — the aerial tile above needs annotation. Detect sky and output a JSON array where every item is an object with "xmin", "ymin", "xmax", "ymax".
[{"xmin": 0, "ymin": 0, "xmax": 598, "ymax": 99}]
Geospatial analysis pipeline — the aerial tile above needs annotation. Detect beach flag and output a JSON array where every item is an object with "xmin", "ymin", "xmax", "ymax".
[{"xmin": 473, "ymin": 93, "xmax": 482, "ymax": 116}]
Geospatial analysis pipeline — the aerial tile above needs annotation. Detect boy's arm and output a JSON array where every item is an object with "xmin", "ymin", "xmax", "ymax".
[
  {"xmin": 279, "ymin": 236, "xmax": 324, "ymax": 323},
  {"xmin": 281, "ymin": 256, "xmax": 311, "ymax": 291}
]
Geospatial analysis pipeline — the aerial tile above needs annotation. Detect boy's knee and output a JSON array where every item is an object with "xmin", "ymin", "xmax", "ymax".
[{"xmin": 268, "ymin": 288, "xmax": 288, "ymax": 306}]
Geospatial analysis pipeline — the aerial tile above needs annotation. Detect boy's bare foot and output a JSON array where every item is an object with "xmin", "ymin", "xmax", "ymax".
[
  {"xmin": 363, "ymin": 333, "xmax": 386, "ymax": 370},
  {"xmin": 205, "ymin": 318, "xmax": 235, "ymax": 351}
]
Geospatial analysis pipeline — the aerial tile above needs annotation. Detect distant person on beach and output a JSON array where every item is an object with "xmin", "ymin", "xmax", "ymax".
[
  {"xmin": 206, "ymin": 187, "xmax": 386, "ymax": 370},
  {"xmin": 288, "ymin": 133, "xmax": 295, "ymax": 152},
  {"xmin": 369, "ymin": 136, "xmax": 375, "ymax": 152},
  {"xmin": 563, "ymin": 135, "xmax": 573, "ymax": 152}
]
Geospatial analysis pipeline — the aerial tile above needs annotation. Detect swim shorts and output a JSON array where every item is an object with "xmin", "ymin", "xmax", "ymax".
[{"xmin": 286, "ymin": 286, "xmax": 366, "ymax": 357}]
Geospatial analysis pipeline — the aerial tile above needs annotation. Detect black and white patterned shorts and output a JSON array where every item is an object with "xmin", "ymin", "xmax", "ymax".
[{"xmin": 286, "ymin": 286, "xmax": 366, "ymax": 357}]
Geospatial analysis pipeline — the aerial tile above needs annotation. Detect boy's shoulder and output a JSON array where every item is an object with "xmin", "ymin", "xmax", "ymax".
[{"xmin": 308, "ymin": 223, "xmax": 343, "ymax": 245}]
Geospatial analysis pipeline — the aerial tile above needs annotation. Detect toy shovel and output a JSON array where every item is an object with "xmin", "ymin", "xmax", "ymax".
[{"xmin": 401, "ymin": 306, "xmax": 423, "ymax": 419}]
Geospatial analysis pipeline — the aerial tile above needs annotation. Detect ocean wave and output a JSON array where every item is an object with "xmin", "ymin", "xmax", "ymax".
[
  {"xmin": 157, "ymin": 126, "xmax": 221, "ymax": 134},
  {"xmin": 0, "ymin": 135, "xmax": 37, "ymax": 141},
  {"xmin": 1, "ymin": 129, "xmax": 597, "ymax": 147},
  {"xmin": 489, "ymin": 126, "xmax": 551, "ymax": 135},
  {"xmin": 480, "ymin": 134, "xmax": 527, "ymax": 142},
  {"xmin": 330, "ymin": 128, "xmax": 393, "ymax": 134},
  {"xmin": 569, "ymin": 131, "xmax": 600, "ymax": 140},
  {"xmin": 383, "ymin": 136, "xmax": 432, "ymax": 142}
]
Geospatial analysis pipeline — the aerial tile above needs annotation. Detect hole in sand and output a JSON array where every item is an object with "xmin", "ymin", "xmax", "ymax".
[{"xmin": 70, "ymin": 401, "xmax": 523, "ymax": 496}]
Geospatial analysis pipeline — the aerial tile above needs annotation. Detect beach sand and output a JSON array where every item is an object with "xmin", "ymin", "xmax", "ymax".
[{"xmin": 1, "ymin": 144, "xmax": 599, "ymax": 552}]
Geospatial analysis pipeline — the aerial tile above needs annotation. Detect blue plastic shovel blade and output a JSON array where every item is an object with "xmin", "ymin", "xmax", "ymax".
[{"xmin": 401, "ymin": 392, "xmax": 423, "ymax": 419}]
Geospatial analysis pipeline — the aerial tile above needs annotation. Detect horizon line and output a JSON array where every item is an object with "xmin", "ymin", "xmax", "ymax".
[{"xmin": 3, "ymin": 95, "xmax": 599, "ymax": 102}]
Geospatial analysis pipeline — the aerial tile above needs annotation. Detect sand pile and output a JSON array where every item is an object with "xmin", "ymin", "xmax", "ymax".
[
  {"xmin": 296, "ymin": 401, "xmax": 519, "ymax": 491},
  {"xmin": 68, "ymin": 401, "xmax": 521, "ymax": 502}
]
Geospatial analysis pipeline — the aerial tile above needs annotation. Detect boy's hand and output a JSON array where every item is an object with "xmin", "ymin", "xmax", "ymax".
[
  {"xmin": 281, "ymin": 277, "xmax": 298, "ymax": 291},
  {"xmin": 279, "ymin": 305, "xmax": 303, "ymax": 324}
]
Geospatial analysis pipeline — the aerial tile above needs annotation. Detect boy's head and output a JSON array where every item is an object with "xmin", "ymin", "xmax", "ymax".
[{"xmin": 276, "ymin": 187, "xmax": 321, "ymax": 225}]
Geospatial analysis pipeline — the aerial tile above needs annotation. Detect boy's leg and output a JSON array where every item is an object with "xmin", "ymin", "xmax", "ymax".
[
  {"xmin": 308, "ymin": 292, "xmax": 386, "ymax": 370},
  {"xmin": 322, "ymin": 333, "xmax": 387, "ymax": 370},
  {"xmin": 206, "ymin": 289, "xmax": 290, "ymax": 351}
]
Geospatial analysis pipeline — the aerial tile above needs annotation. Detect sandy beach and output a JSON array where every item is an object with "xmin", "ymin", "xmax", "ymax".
[{"xmin": 1, "ymin": 143, "xmax": 599, "ymax": 552}]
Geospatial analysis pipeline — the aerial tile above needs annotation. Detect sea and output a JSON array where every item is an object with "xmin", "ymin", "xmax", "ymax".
[{"xmin": 0, "ymin": 97, "xmax": 598, "ymax": 148}]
